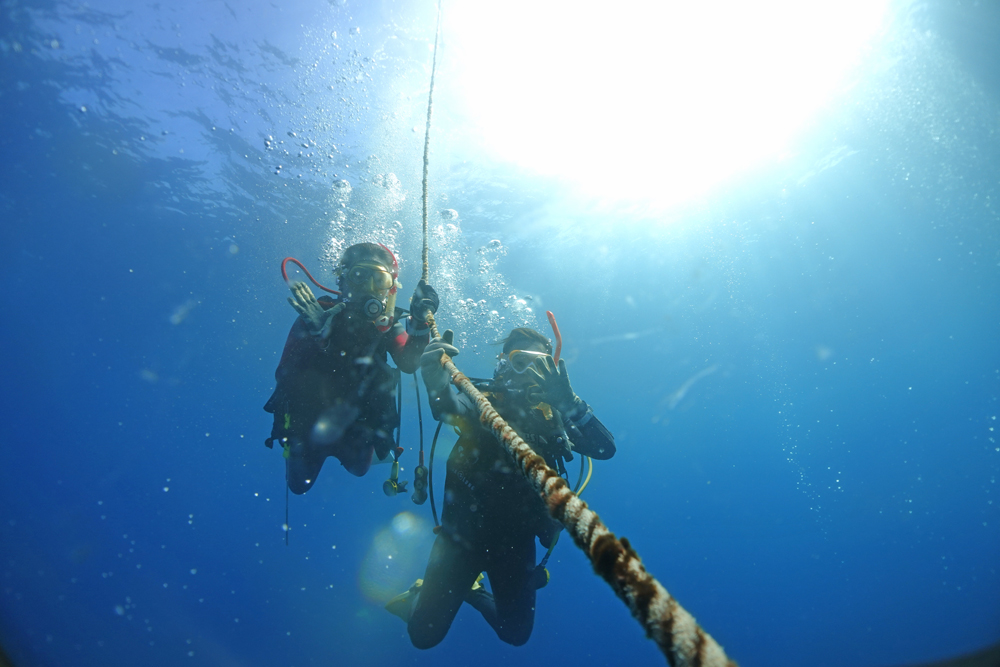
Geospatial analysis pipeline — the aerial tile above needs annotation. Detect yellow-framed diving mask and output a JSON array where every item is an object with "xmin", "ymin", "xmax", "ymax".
[
  {"xmin": 494, "ymin": 349, "xmax": 550, "ymax": 378},
  {"xmin": 340, "ymin": 261, "xmax": 402, "ymax": 326},
  {"xmin": 344, "ymin": 262, "xmax": 394, "ymax": 294}
]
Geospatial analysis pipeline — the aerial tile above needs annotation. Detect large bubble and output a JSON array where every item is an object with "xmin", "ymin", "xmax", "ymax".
[{"xmin": 357, "ymin": 511, "xmax": 435, "ymax": 603}]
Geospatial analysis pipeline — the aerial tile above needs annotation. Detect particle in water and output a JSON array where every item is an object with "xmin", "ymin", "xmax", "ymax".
[{"xmin": 440, "ymin": 209, "xmax": 458, "ymax": 220}]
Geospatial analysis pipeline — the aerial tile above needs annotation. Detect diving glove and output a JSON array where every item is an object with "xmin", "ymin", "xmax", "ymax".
[
  {"xmin": 409, "ymin": 279, "xmax": 439, "ymax": 327},
  {"xmin": 287, "ymin": 281, "xmax": 344, "ymax": 340},
  {"xmin": 526, "ymin": 356, "xmax": 582, "ymax": 416},
  {"xmin": 420, "ymin": 329, "xmax": 459, "ymax": 396}
]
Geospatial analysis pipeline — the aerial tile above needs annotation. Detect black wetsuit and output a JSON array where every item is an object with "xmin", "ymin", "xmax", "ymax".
[
  {"xmin": 264, "ymin": 296, "xmax": 428, "ymax": 494},
  {"xmin": 408, "ymin": 388, "xmax": 615, "ymax": 648}
]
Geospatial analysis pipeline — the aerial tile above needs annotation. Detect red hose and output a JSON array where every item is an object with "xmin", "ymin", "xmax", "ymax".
[
  {"xmin": 546, "ymin": 310, "xmax": 562, "ymax": 363},
  {"xmin": 281, "ymin": 257, "xmax": 340, "ymax": 295}
]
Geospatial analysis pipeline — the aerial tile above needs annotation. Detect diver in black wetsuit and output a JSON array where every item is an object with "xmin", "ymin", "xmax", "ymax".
[
  {"xmin": 386, "ymin": 327, "xmax": 616, "ymax": 648},
  {"xmin": 263, "ymin": 243, "xmax": 438, "ymax": 494}
]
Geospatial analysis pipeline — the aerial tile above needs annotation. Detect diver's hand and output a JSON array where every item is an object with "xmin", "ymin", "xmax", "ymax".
[
  {"xmin": 420, "ymin": 329, "xmax": 459, "ymax": 394},
  {"xmin": 409, "ymin": 280, "xmax": 439, "ymax": 326},
  {"xmin": 526, "ymin": 357, "xmax": 581, "ymax": 414},
  {"xmin": 287, "ymin": 281, "xmax": 344, "ymax": 340}
]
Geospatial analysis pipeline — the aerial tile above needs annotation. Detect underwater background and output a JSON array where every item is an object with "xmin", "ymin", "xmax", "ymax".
[{"xmin": 1, "ymin": 0, "xmax": 998, "ymax": 665}]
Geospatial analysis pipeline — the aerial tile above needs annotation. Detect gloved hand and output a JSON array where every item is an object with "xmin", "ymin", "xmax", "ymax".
[
  {"xmin": 287, "ymin": 281, "xmax": 345, "ymax": 340},
  {"xmin": 420, "ymin": 329, "xmax": 459, "ymax": 395},
  {"xmin": 409, "ymin": 280, "xmax": 439, "ymax": 326},
  {"xmin": 526, "ymin": 356, "xmax": 581, "ymax": 414}
]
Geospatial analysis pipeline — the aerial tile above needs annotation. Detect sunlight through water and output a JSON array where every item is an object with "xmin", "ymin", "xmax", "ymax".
[
  {"xmin": 358, "ymin": 512, "xmax": 435, "ymax": 603},
  {"xmin": 446, "ymin": 0, "xmax": 891, "ymax": 209}
]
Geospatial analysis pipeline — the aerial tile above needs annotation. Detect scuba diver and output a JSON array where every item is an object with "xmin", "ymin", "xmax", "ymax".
[
  {"xmin": 263, "ymin": 242, "xmax": 439, "ymax": 494},
  {"xmin": 386, "ymin": 327, "xmax": 616, "ymax": 648}
]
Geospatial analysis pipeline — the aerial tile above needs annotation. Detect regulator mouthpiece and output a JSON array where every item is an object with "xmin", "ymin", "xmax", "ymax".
[{"xmin": 362, "ymin": 297, "xmax": 385, "ymax": 319}]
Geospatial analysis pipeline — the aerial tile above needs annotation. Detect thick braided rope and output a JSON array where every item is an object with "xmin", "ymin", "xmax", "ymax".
[
  {"xmin": 413, "ymin": 6, "xmax": 730, "ymax": 661},
  {"xmin": 440, "ymin": 356, "xmax": 737, "ymax": 667}
]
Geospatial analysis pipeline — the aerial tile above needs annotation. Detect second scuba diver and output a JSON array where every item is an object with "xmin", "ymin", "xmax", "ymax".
[
  {"xmin": 263, "ymin": 242, "xmax": 439, "ymax": 494},
  {"xmin": 386, "ymin": 327, "xmax": 616, "ymax": 648}
]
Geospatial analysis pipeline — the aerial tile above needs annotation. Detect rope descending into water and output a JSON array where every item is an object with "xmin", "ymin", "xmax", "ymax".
[
  {"xmin": 435, "ymin": 353, "xmax": 736, "ymax": 667},
  {"xmin": 421, "ymin": 1, "xmax": 442, "ymax": 284},
  {"xmin": 414, "ymin": 4, "xmax": 733, "ymax": 663},
  {"xmin": 421, "ymin": 0, "xmax": 443, "ymax": 342}
]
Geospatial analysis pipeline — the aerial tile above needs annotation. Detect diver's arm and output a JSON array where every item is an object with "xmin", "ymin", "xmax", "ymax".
[
  {"xmin": 385, "ymin": 315, "xmax": 421, "ymax": 374},
  {"xmin": 389, "ymin": 281, "xmax": 438, "ymax": 372},
  {"xmin": 273, "ymin": 312, "xmax": 328, "ymax": 383},
  {"xmin": 286, "ymin": 281, "xmax": 344, "ymax": 341},
  {"xmin": 563, "ymin": 400, "xmax": 616, "ymax": 460},
  {"xmin": 420, "ymin": 330, "xmax": 462, "ymax": 422},
  {"xmin": 388, "ymin": 314, "xmax": 431, "ymax": 374},
  {"xmin": 274, "ymin": 294, "xmax": 348, "ymax": 372},
  {"xmin": 427, "ymin": 389, "xmax": 479, "ymax": 427},
  {"xmin": 524, "ymin": 356, "xmax": 615, "ymax": 458}
]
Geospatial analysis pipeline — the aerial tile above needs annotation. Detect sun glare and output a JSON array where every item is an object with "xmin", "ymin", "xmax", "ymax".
[{"xmin": 445, "ymin": 1, "xmax": 891, "ymax": 209}]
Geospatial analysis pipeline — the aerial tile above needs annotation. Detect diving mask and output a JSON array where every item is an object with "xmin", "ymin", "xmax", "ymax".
[
  {"xmin": 494, "ymin": 349, "xmax": 550, "ymax": 377},
  {"xmin": 341, "ymin": 262, "xmax": 401, "ymax": 325},
  {"xmin": 344, "ymin": 262, "xmax": 395, "ymax": 294}
]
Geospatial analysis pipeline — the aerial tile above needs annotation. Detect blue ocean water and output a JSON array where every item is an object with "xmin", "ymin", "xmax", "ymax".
[{"xmin": 1, "ymin": 1, "xmax": 998, "ymax": 666}]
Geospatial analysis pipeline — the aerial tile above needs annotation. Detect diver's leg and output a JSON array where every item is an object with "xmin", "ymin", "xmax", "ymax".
[
  {"xmin": 331, "ymin": 423, "xmax": 376, "ymax": 477},
  {"xmin": 331, "ymin": 412, "xmax": 395, "ymax": 476},
  {"xmin": 285, "ymin": 439, "xmax": 327, "ymax": 495},
  {"xmin": 464, "ymin": 575, "xmax": 498, "ymax": 630},
  {"xmin": 369, "ymin": 398, "xmax": 397, "ymax": 462},
  {"xmin": 408, "ymin": 534, "xmax": 482, "ymax": 649},
  {"xmin": 482, "ymin": 535, "xmax": 537, "ymax": 646}
]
